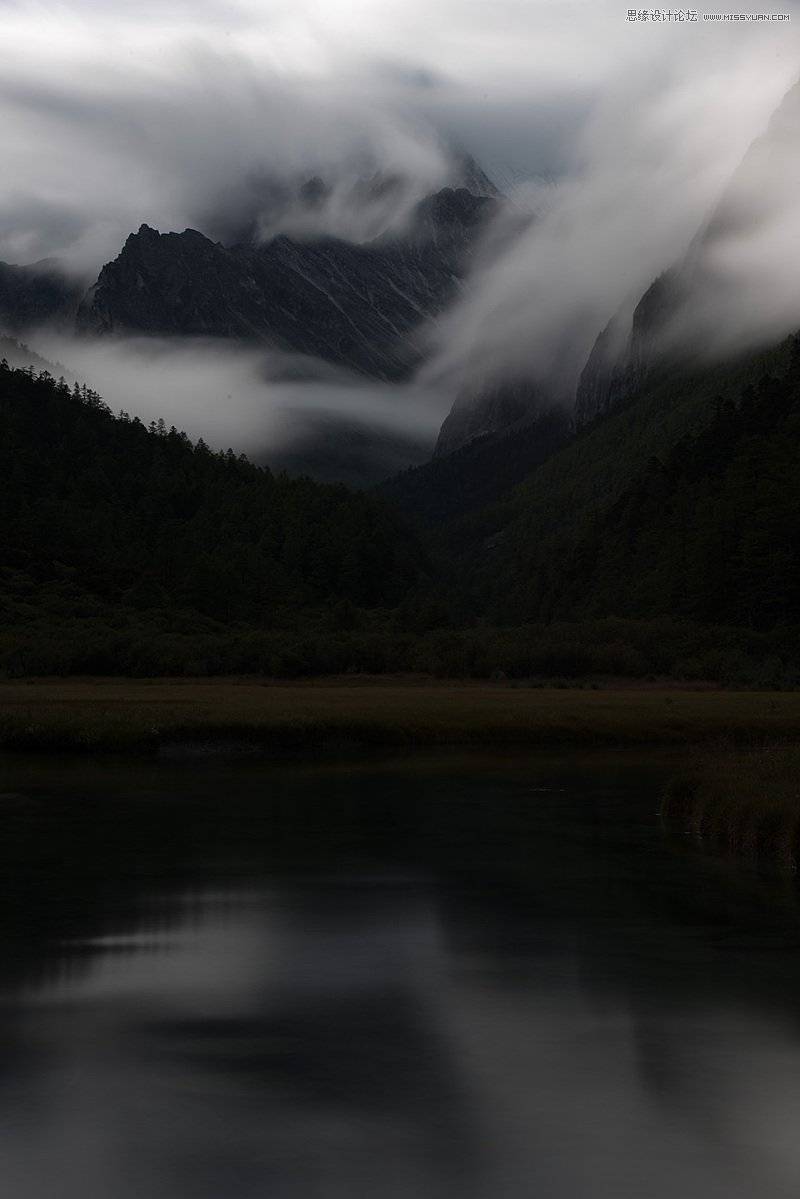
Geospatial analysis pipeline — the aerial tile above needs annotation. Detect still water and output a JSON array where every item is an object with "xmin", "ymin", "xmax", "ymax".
[{"xmin": 2, "ymin": 750, "xmax": 800, "ymax": 1198}]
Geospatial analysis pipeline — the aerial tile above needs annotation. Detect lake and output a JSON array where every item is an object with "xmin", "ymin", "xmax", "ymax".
[{"xmin": 2, "ymin": 749, "xmax": 800, "ymax": 1198}]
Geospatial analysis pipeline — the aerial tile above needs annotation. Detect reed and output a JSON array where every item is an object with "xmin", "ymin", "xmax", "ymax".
[{"xmin": 663, "ymin": 746, "xmax": 800, "ymax": 871}]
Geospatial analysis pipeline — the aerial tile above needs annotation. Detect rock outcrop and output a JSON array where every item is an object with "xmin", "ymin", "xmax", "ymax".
[
  {"xmin": 76, "ymin": 188, "xmax": 498, "ymax": 380},
  {"xmin": 434, "ymin": 379, "xmax": 539, "ymax": 457}
]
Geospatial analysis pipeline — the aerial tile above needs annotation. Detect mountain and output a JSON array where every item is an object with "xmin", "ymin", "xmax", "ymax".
[
  {"xmin": 76, "ymin": 187, "xmax": 498, "ymax": 381},
  {"xmin": 430, "ymin": 334, "xmax": 798, "ymax": 628},
  {"xmin": 491, "ymin": 340, "xmax": 800, "ymax": 632},
  {"xmin": 0, "ymin": 162, "xmax": 501, "ymax": 486},
  {"xmin": 432, "ymin": 78, "xmax": 800, "ymax": 461},
  {"xmin": 379, "ymin": 105, "xmax": 800, "ymax": 668},
  {"xmin": 450, "ymin": 151, "xmax": 500, "ymax": 200},
  {"xmin": 574, "ymin": 271, "xmax": 683, "ymax": 428},
  {"xmin": 577, "ymin": 78, "xmax": 800, "ymax": 430},
  {"xmin": 0, "ymin": 258, "xmax": 84, "ymax": 332},
  {"xmin": 6, "ymin": 335, "xmax": 800, "ymax": 685},
  {"xmin": 199, "ymin": 151, "xmax": 500, "ymax": 247},
  {"xmin": 0, "ymin": 361, "xmax": 425, "ymax": 675},
  {"xmin": 5, "ymin": 128, "xmax": 800, "ymax": 682},
  {"xmin": 434, "ymin": 379, "xmax": 543, "ymax": 457},
  {"xmin": 0, "ymin": 334, "xmax": 72, "ymax": 378},
  {"xmin": 384, "ymin": 406, "xmax": 570, "ymax": 527},
  {"xmin": 562, "ymin": 362, "xmax": 800, "ymax": 629}
]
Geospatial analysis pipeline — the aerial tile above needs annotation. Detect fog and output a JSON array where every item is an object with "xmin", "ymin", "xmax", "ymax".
[
  {"xmin": 657, "ymin": 76, "xmax": 800, "ymax": 362},
  {"xmin": 33, "ymin": 333, "xmax": 445, "ymax": 458},
  {"xmin": 0, "ymin": 0, "xmax": 593, "ymax": 272},
  {"xmin": 421, "ymin": 44, "xmax": 800, "ymax": 406}
]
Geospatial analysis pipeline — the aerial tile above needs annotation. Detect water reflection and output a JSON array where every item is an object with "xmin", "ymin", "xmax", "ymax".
[{"xmin": 2, "ymin": 752, "xmax": 800, "ymax": 1197}]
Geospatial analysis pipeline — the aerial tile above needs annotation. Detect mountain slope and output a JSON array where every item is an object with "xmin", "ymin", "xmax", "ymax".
[
  {"xmin": 437, "ymin": 336, "xmax": 799, "ymax": 626},
  {"xmin": 0, "ymin": 362, "xmax": 424, "ymax": 635},
  {"xmin": 551, "ymin": 355, "xmax": 800, "ymax": 628},
  {"xmin": 0, "ymin": 334, "xmax": 72, "ymax": 377},
  {"xmin": 200, "ymin": 152, "xmax": 499, "ymax": 246},
  {"xmin": 434, "ymin": 379, "xmax": 543, "ymax": 458},
  {"xmin": 431, "ymin": 77, "xmax": 800, "ymax": 460},
  {"xmin": 381, "ymin": 407, "xmax": 570, "ymax": 527},
  {"xmin": 76, "ymin": 188, "xmax": 497, "ymax": 380},
  {"xmin": 574, "ymin": 272, "xmax": 681, "ymax": 428},
  {"xmin": 577, "ymin": 77, "xmax": 800, "ymax": 429},
  {"xmin": 0, "ymin": 259, "xmax": 84, "ymax": 332}
]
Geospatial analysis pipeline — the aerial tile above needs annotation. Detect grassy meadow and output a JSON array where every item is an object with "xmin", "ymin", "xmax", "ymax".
[{"xmin": 1, "ymin": 677, "xmax": 800, "ymax": 754}]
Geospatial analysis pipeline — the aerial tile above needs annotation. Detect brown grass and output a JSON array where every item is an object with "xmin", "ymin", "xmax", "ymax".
[{"xmin": 1, "ymin": 676, "xmax": 800, "ymax": 754}]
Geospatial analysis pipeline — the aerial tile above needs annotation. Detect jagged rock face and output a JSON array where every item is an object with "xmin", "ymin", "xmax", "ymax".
[
  {"xmin": 76, "ymin": 189, "xmax": 497, "ymax": 380},
  {"xmin": 448, "ymin": 150, "xmax": 500, "ymax": 201},
  {"xmin": 434, "ymin": 380, "xmax": 540, "ymax": 457},
  {"xmin": 0, "ymin": 259, "xmax": 83, "ymax": 332},
  {"xmin": 572, "ymin": 315, "xmax": 627, "ymax": 428},
  {"xmin": 574, "ymin": 271, "xmax": 685, "ymax": 427}
]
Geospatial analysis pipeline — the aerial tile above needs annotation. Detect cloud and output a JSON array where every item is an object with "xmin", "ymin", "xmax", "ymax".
[
  {"xmin": 0, "ymin": 47, "xmax": 452, "ymax": 268},
  {"xmin": 31, "ymin": 332, "xmax": 446, "ymax": 456},
  {"xmin": 656, "ymin": 76, "xmax": 800, "ymax": 361},
  {"xmin": 420, "ymin": 33, "xmax": 800, "ymax": 405},
  {"xmin": 0, "ymin": 0, "xmax": 668, "ymax": 272},
  {"xmin": 0, "ymin": 194, "xmax": 91, "ymax": 270},
  {"xmin": 3, "ymin": 0, "xmax": 800, "ymax": 445},
  {"xmin": 0, "ymin": 9, "xmax": 449, "ymax": 268}
]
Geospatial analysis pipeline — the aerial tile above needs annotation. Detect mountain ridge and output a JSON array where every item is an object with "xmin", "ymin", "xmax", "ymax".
[{"xmin": 75, "ymin": 187, "xmax": 498, "ymax": 381}]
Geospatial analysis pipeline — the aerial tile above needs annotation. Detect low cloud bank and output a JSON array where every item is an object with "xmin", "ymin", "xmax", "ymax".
[{"xmin": 32, "ymin": 333, "xmax": 446, "ymax": 459}]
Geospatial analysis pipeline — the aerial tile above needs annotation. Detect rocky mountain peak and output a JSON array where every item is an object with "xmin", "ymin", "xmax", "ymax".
[{"xmin": 74, "ymin": 180, "xmax": 498, "ymax": 378}]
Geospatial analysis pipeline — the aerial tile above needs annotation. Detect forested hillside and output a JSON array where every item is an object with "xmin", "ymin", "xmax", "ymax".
[
  {"xmin": 379, "ymin": 408, "xmax": 570, "ymax": 526},
  {"xmin": 518, "ymin": 353, "xmax": 800, "ymax": 627},
  {"xmin": 0, "ymin": 362, "xmax": 424, "ymax": 673},
  {"xmin": 5, "ymin": 337, "xmax": 800, "ymax": 686},
  {"xmin": 420, "ymin": 337, "xmax": 799, "ymax": 626}
]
